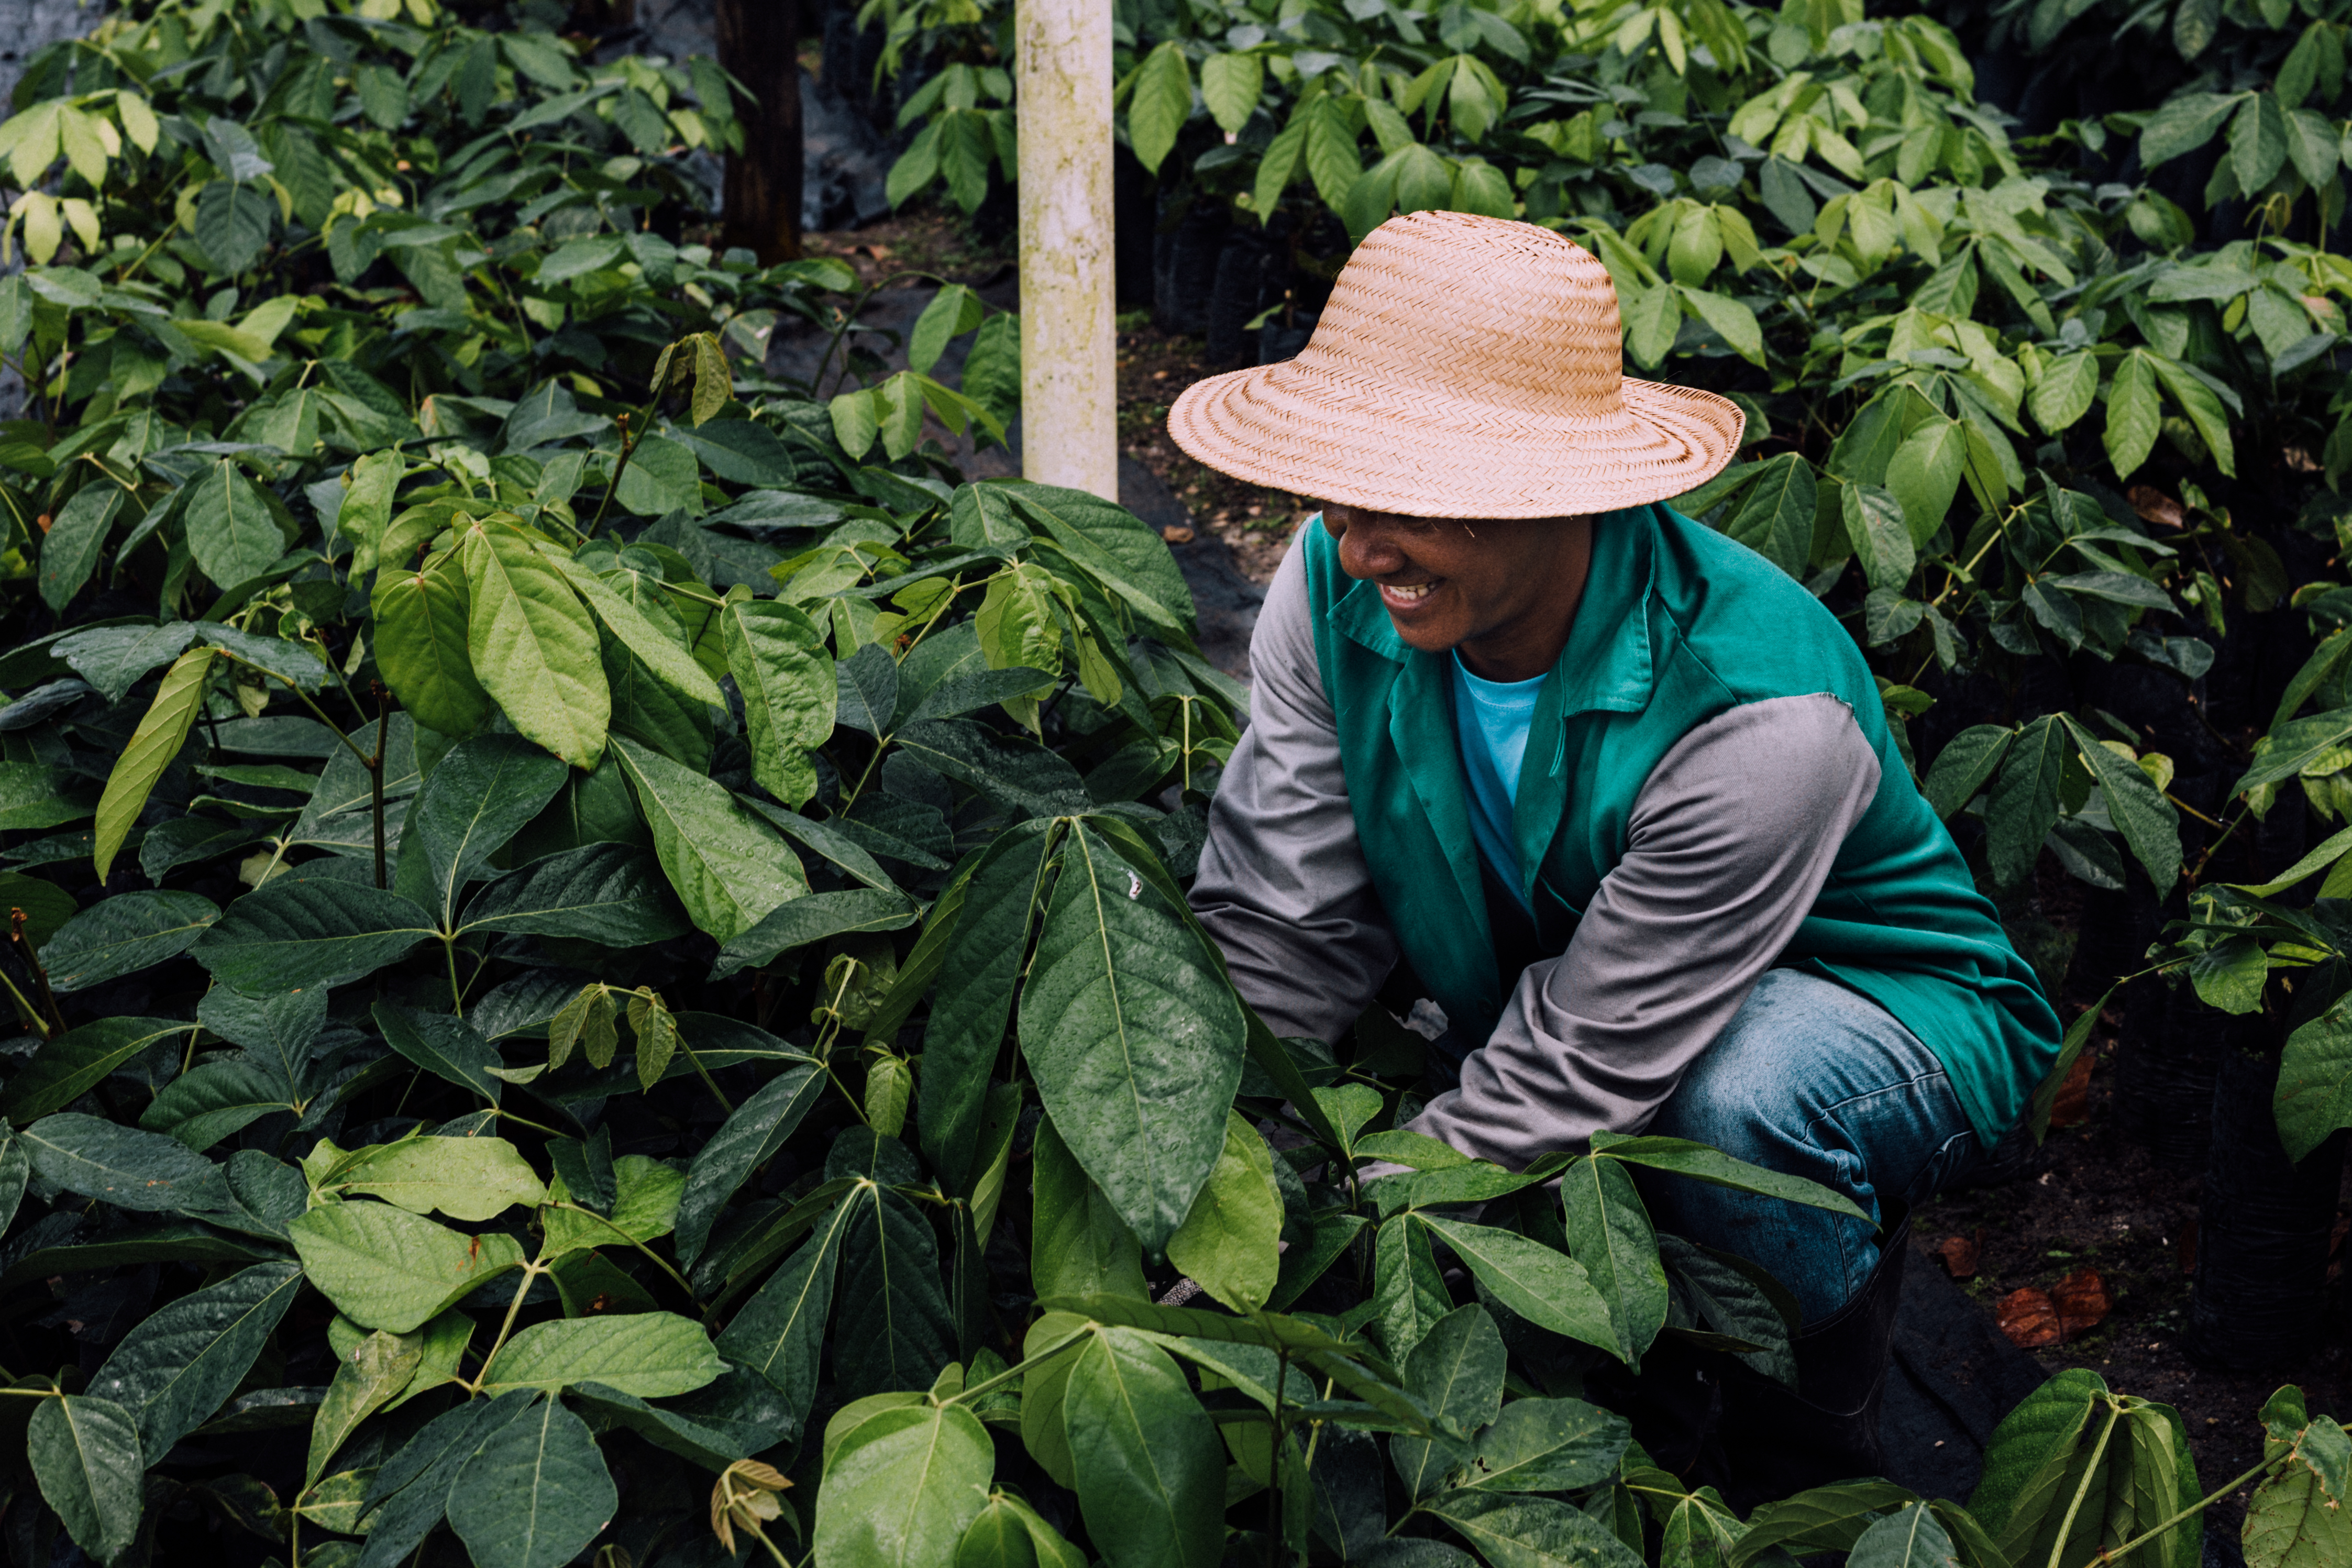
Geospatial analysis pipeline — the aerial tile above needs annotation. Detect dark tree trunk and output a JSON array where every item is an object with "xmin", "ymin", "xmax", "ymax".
[{"xmin": 718, "ymin": 0, "xmax": 803, "ymax": 264}]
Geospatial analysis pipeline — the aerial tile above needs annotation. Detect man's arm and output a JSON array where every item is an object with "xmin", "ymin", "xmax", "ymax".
[
  {"xmin": 1189, "ymin": 534, "xmax": 1399, "ymax": 1042},
  {"xmin": 1409, "ymin": 692, "xmax": 1882, "ymax": 1169}
]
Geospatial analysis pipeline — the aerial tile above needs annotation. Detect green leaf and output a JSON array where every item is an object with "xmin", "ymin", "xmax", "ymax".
[
  {"xmin": 2139, "ymin": 92, "xmax": 2237, "ymax": 169},
  {"xmin": 373, "ymin": 554, "xmax": 492, "ymax": 738},
  {"xmin": 324, "ymin": 1135, "xmax": 544, "ymax": 1221},
  {"xmin": 87, "ymin": 1261, "xmax": 302, "ymax": 1460},
  {"xmin": 94, "ymin": 647, "xmax": 214, "ymax": 881},
  {"xmin": 479, "ymin": 1312, "xmax": 724, "ymax": 1398},
  {"xmin": 722, "ymin": 596, "xmax": 834, "ymax": 808},
  {"xmin": 2057, "ymin": 717, "xmax": 2181, "ymax": 891},
  {"xmin": 373, "ymin": 1001, "xmax": 505, "ymax": 1102},
  {"xmin": 1019, "ymin": 824, "xmax": 1245, "ymax": 1256},
  {"xmin": 22, "ymin": 1112, "xmax": 234, "ymax": 1212},
  {"xmin": 1463, "ymin": 1397, "xmax": 1629, "ymax": 1493},
  {"xmin": 445, "ymin": 1393, "xmax": 618, "ymax": 1568},
  {"xmin": 307, "ymin": 1329, "xmax": 424, "ymax": 1486},
  {"xmin": 185, "ymin": 459, "xmax": 286, "ymax": 589},
  {"xmin": 2103, "ymin": 352, "xmax": 2162, "ymax": 480},
  {"xmin": 7, "ymin": 1017, "xmax": 190, "ymax": 1124},
  {"xmin": 1588, "ymin": 1134, "xmax": 1871, "ymax": 1219},
  {"xmin": 462, "ymin": 523, "xmax": 610, "ymax": 769},
  {"xmin": 546, "ymin": 550, "xmax": 723, "ymax": 709},
  {"xmin": 1201, "ymin": 52, "xmax": 1263, "ymax": 136},
  {"xmin": 1164, "ymin": 1109, "xmax": 1283, "ymax": 1312},
  {"xmin": 355, "ymin": 1388, "xmax": 539, "ymax": 1565},
  {"xmin": 2232, "ymin": 92, "xmax": 2288, "ymax": 194},
  {"xmin": 286, "ymin": 1201, "xmax": 526, "ymax": 1332},
  {"xmin": 1847, "ymin": 1504, "xmax": 1961, "ymax": 1568},
  {"xmin": 1986, "ymin": 716, "xmax": 2068, "ymax": 888},
  {"xmin": 616, "ymin": 433, "xmax": 703, "ymax": 516},
  {"xmin": 2144, "ymin": 355, "xmax": 2237, "ymax": 479},
  {"xmin": 39, "ymin": 890, "xmax": 218, "ymax": 993},
  {"xmin": 909, "ymin": 284, "xmax": 986, "ymax": 377},
  {"xmin": 816, "ymin": 1399, "xmax": 997, "ymax": 1568},
  {"xmin": 39, "ymin": 482, "xmax": 123, "ymax": 613},
  {"xmin": 460, "ymin": 843, "xmax": 688, "ymax": 945},
  {"xmin": 1733, "ymin": 1481, "xmax": 1925, "ymax": 1563},
  {"xmin": 1126, "ymin": 41, "xmax": 1194, "ymax": 175},
  {"xmin": 920, "ymin": 820, "xmax": 1058, "ymax": 1189},
  {"xmin": 544, "ymin": 1154, "xmax": 682, "ymax": 1257},
  {"xmin": 1885, "ymin": 420, "xmax": 1968, "ymax": 547},
  {"xmin": 2029, "ymin": 352, "xmax": 2100, "ymax": 434},
  {"xmin": 2245, "ymin": 1386, "xmax": 2352, "ymax": 1568},
  {"xmin": 1063, "ymin": 1327, "xmax": 1224, "ymax": 1568},
  {"xmin": 708, "ymin": 887, "xmax": 916, "ymax": 978},
  {"xmin": 1372, "ymin": 1211, "xmax": 1454, "ymax": 1364},
  {"xmin": 1391, "ymin": 1303, "xmax": 1505, "ymax": 1498},
  {"xmin": 1718, "ymin": 453, "xmax": 1813, "ymax": 578},
  {"xmin": 612, "ymin": 736, "xmax": 809, "ymax": 943},
  {"xmin": 673, "ymin": 1065, "xmax": 825, "ymax": 1267},
  {"xmin": 406, "ymin": 733, "xmax": 567, "ymax": 926},
  {"xmin": 1676, "ymin": 285, "xmax": 1763, "ymax": 365},
  {"xmin": 1968, "ymin": 1368, "xmax": 2110, "ymax": 1564},
  {"xmin": 833, "ymin": 1181, "xmax": 957, "ymax": 1401},
  {"xmin": 2277, "ymin": 1001, "xmax": 2352, "ymax": 1163},
  {"xmin": 1843, "ymin": 483, "xmax": 1914, "ymax": 593},
  {"xmin": 1562, "ymin": 1154, "xmax": 1668, "ymax": 1366},
  {"xmin": 715, "ymin": 1196, "xmax": 854, "ymax": 1421},
  {"xmin": 1426, "ymin": 1491, "xmax": 1644, "ymax": 1568},
  {"xmin": 192, "ymin": 179, "xmax": 273, "ymax": 273},
  {"xmin": 1417, "ymin": 1217, "xmax": 1618, "ymax": 1354},
  {"xmin": 1032, "ymin": 1112, "xmax": 1147, "ymax": 1301},
  {"xmin": 1924, "ymin": 725, "xmax": 2013, "ymax": 819},
  {"xmin": 192, "ymin": 874, "xmax": 434, "ymax": 994},
  {"xmin": 29, "ymin": 1395, "xmax": 143, "ymax": 1566},
  {"xmin": 139, "ymin": 1058, "xmax": 294, "ymax": 1152}
]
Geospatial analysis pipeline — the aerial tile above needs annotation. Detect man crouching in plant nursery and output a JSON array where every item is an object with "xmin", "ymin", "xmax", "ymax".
[{"xmin": 1168, "ymin": 209, "xmax": 2062, "ymax": 1501}]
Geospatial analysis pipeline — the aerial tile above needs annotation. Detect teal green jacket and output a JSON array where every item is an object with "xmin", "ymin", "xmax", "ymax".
[{"xmin": 1189, "ymin": 502, "xmax": 2060, "ymax": 1156}]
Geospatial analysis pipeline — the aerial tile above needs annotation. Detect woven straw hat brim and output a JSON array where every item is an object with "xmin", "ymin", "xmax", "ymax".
[{"xmin": 1168, "ymin": 356, "xmax": 1745, "ymax": 521}]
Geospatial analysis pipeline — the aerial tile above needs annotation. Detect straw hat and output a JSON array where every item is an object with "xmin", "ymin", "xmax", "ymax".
[{"xmin": 1167, "ymin": 210, "xmax": 1744, "ymax": 520}]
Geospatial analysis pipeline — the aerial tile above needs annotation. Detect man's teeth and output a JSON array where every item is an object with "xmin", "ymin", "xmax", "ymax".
[{"xmin": 1386, "ymin": 582, "xmax": 1434, "ymax": 601}]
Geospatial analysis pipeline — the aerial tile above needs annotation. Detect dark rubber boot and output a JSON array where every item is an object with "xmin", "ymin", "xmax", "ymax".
[
  {"xmin": 1713, "ymin": 1210, "xmax": 1912, "ymax": 1513},
  {"xmin": 1583, "ymin": 1331, "xmax": 1725, "ymax": 1478}
]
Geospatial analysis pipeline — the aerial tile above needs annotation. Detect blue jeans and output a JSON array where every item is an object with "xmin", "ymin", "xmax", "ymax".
[{"xmin": 1634, "ymin": 968, "xmax": 1985, "ymax": 1323}]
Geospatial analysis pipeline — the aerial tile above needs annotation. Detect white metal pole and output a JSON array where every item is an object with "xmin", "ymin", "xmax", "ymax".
[{"xmin": 1014, "ymin": 0, "xmax": 1117, "ymax": 500}]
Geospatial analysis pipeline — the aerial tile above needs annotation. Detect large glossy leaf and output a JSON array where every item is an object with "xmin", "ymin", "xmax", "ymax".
[
  {"xmin": 1849, "ymin": 1504, "xmax": 1962, "ymax": 1568},
  {"xmin": 22, "ymin": 1113, "xmax": 234, "ymax": 1213},
  {"xmin": 1391, "ymin": 1304, "xmax": 1506, "ymax": 1499},
  {"xmin": 373, "ymin": 553, "xmax": 493, "ymax": 738},
  {"xmin": 547, "ymin": 548, "xmax": 723, "ymax": 705},
  {"xmin": 6, "ymin": 1017, "xmax": 191, "ymax": 1124},
  {"xmin": 612, "ymin": 735, "xmax": 809, "ymax": 943},
  {"xmin": 286, "ymin": 1201, "xmax": 526, "ymax": 1332},
  {"xmin": 1427, "ymin": 1491, "xmax": 1645, "ymax": 1568},
  {"xmin": 1732, "ymin": 1481, "xmax": 1925, "ymax": 1563},
  {"xmin": 445, "ymin": 1393, "xmax": 618, "ymax": 1568},
  {"xmin": 1164, "ymin": 1109, "xmax": 1283, "ymax": 1312},
  {"xmin": 40, "ymin": 890, "xmax": 219, "ymax": 992},
  {"xmin": 673, "ymin": 1064, "xmax": 825, "ymax": 1267},
  {"xmin": 1417, "ymin": 1217, "xmax": 1618, "ymax": 1354},
  {"xmin": 1589, "ymin": 1134, "xmax": 1871, "ymax": 1219},
  {"xmin": 1562, "ymin": 1154, "xmax": 1668, "ymax": 1367},
  {"xmin": 1031, "ymin": 1113, "xmax": 1146, "ymax": 1302},
  {"xmin": 94, "ymin": 647, "xmax": 214, "ymax": 880},
  {"xmin": 814, "ymin": 1400, "xmax": 996, "ymax": 1568},
  {"xmin": 1019, "ymin": 823, "xmax": 1245, "ymax": 1255},
  {"xmin": 2244, "ymin": 1387, "xmax": 2352, "ymax": 1568},
  {"xmin": 38, "ymin": 481, "xmax": 124, "ymax": 612},
  {"xmin": 1464, "ymin": 1397, "xmax": 1629, "ymax": 1493},
  {"xmin": 714, "ymin": 1195, "xmax": 854, "ymax": 1421},
  {"xmin": 459, "ymin": 842, "xmax": 689, "ymax": 944},
  {"xmin": 139, "ymin": 1058, "xmax": 296, "ymax": 1152},
  {"xmin": 323, "ymin": 1135, "xmax": 544, "ymax": 1221},
  {"xmin": 86, "ymin": 1261, "xmax": 302, "ymax": 1460},
  {"xmin": 479, "ymin": 1312, "xmax": 725, "ymax": 1398},
  {"xmin": 462, "ymin": 522, "xmax": 609, "ymax": 767},
  {"xmin": 1371, "ymin": 1211, "xmax": 1453, "ymax": 1362},
  {"xmin": 357, "ymin": 1389, "xmax": 540, "ymax": 1568},
  {"xmin": 404, "ymin": 732, "xmax": 567, "ymax": 924},
  {"xmin": 28, "ymin": 1395, "xmax": 143, "ymax": 1565},
  {"xmin": 308, "ymin": 1329, "xmax": 425, "ymax": 1486},
  {"xmin": 2059, "ymin": 715, "xmax": 2181, "ymax": 892},
  {"xmin": 708, "ymin": 887, "xmax": 916, "ymax": 978},
  {"xmin": 185, "ymin": 457, "xmax": 286, "ymax": 589},
  {"xmin": 373, "ymin": 1002, "xmax": 503, "ymax": 1101},
  {"xmin": 921, "ymin": 818, "xmax": 1058, "ymax": 1189},
  {"xmin": 1063, "ymin": 1327, "xmax": 1224, "ymax": 1568},
  {"xmin": 833, "ymin": 1180, "xmax": 958, "ymax": 1400},
  {"xmin": 192, "ymin": 875, "xmax": 434, "ymax": 993}
]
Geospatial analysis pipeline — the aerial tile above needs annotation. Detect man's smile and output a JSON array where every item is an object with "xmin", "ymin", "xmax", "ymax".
[{"xmin": 1380, "ymin": 579, "xmax": 1439, "ymax": 609}]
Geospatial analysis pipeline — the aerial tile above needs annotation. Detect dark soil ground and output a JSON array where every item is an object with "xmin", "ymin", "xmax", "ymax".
[{"xmin": 823, "ymin": 201, "xmax": 2352, "ymax": 1528}]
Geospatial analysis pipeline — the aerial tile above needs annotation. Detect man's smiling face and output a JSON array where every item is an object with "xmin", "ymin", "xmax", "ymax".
[{"xmin": 1321, "ymin": 503, "xmax": 1594, "ymax": 682}]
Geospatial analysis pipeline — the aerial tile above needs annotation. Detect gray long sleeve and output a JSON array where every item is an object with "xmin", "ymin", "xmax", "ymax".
[{"xmin": 1190, "ymin": 534, "xmax": 1883, "ymax": 1168}]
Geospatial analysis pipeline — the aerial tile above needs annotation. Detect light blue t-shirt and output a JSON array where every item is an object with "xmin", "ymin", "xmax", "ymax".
[{"xmin": 1451, "ymin": 653, "xmax": 1547, "ymax": 912}]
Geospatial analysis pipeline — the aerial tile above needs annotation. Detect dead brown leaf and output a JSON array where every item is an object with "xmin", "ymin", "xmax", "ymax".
[
  {"xmin": 2050, "ymin": 1269, "xmax": 2113, "ymax": 1338},
  {"xmin": 1997, "ymin": 1286, "xmax": 2062, "ymax": 1349},
  {"xmin": 1160, "ymin": 525, "xmax": 1196, "ymax": 545},
  {"xmin": 2048, "ymin": 1052, "xmax": 2094, "ymax": 1130},
  {"xmin": 2128, "ymin": 486, "xmax": 2186, "ymax": 528},
  {"xmin": 1936, "ymin": 1231, "xmax": 1982, "ymax": 1279}
]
